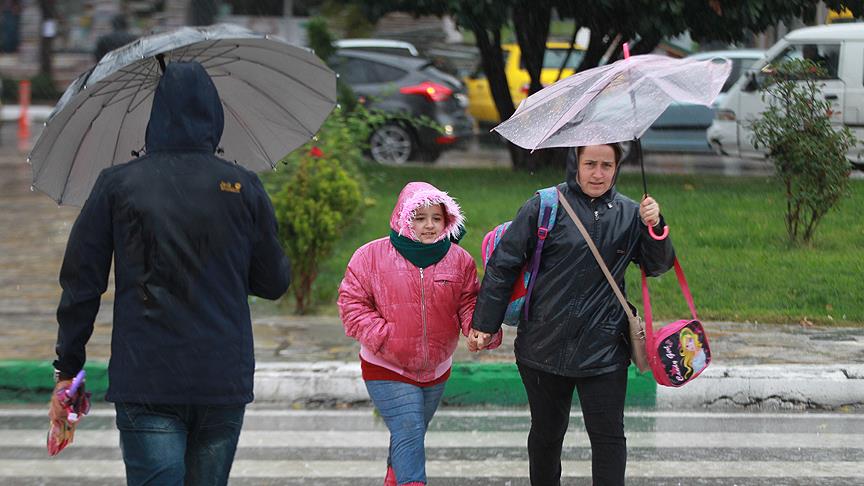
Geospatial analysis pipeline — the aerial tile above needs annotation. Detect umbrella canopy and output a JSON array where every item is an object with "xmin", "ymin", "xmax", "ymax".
[
  {"xmin": 492, "ymin": 54, "xmax": 731, "ymax": 151},
  {"xmin": 29, "ymin": 24, "xmax": 337, "ymax": 206}
]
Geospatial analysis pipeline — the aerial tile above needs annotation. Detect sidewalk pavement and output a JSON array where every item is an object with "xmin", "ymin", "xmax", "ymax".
[{"xmin": 2, "ymin": 317, "xmax": 862, "ymax": 410}]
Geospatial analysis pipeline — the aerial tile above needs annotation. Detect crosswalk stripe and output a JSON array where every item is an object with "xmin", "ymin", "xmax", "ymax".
[
  {"xmin": 4, "ymin": 429, "xmax": 864, "ymax": 448},
  {"xmin": 0, "ymin": 460, "xmax": 860, "ymax": 478}
]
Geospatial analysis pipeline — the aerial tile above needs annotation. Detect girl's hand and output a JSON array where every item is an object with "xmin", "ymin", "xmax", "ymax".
[
  {"xmin": 640, "ymin": 196, "xmax": 661, "ymax": 227},
  {"xmin": 467, "ymin": 329, "xmax": 493, "ymax": 352}
]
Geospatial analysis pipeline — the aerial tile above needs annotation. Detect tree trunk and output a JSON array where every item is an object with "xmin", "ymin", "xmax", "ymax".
[
  {"xmin": 467, "ymin": 17, "xmax": 513, "ymax": 124},
  {"xmin": 466, "ymin": 14, "xmax": 527, "ymax": 169},
  {"xmin": 513, "ymin": 1, "xmax": 551, "ymax": 95},
  {"xmin": 38, "ymin": 0, "xmax": 55, "ymax": 78},
  {"xmin": 577, "ymin": 28, "xmax": 611, "ymax": 73}
]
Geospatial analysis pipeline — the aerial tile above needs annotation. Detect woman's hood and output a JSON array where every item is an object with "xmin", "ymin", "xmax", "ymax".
[{"xmin": 390, "ymin": 182, "xmax": 465, "ymax": 242}]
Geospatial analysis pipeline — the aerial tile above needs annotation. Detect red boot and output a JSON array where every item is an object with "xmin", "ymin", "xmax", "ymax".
[{"xmin": 384, "ymin": 465, "xmax": 396, "ymax": 486}]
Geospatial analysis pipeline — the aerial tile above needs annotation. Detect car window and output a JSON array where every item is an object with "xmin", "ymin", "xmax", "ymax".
[
  {"xmin": 543, "ymin": 48, "xmax": 585, "ymax": 69},
  {"xmin": 341, "ymin": 46, "xmax": 415, "ymax": 57},
  {"xmin": 369, "ymin": 62, "xmax": 407, "ymax": 83},
  {"xmin": 518, "ymin": 48, "xmax": 585, "ymax": 70},
  {"xmin": 769, "ymin": 43, "xmax": 841, "ymax": 79},
  {"xmin": 329, "ymin": 57, "xmax": 374, "ymax": 84}
]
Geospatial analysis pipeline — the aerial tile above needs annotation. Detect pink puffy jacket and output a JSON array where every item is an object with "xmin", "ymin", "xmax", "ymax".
[{"xmin": 338, "ymin": 182, "xmax": 502, "ymax": 382}]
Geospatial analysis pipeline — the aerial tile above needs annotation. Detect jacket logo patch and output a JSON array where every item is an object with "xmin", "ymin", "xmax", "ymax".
[{"xmin": 220, "ymin": 181, "xmax": 242, "ymax": 193}]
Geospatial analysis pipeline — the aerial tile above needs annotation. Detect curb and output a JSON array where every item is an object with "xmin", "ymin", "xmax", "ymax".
[
  {"xmin": 656, "ymin": 364, "xmax": 864, "ymax": 410},
  {"xmin": 3, "ymin": 360, "xmax": 863, "ymax": 410}
]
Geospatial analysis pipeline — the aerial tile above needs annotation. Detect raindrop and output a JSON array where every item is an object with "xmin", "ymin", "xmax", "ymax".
[{"xmin": 30, "ymin": 185, "xmax": 35, "ymax": 192}]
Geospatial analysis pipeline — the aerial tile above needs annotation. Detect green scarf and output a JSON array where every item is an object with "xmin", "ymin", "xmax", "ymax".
[{"xmin": 389, "ymin": 229, "xmax": 451, "ymax": 268}]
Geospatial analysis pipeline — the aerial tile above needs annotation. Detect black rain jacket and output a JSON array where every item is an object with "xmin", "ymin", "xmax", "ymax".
[
  {"xmin": 471, "ymin": 150, "xmax": 674, "ymax": 377},
  {"xmin": 53, "ymin": 62, "xmax": 291, "ymax": 404}
]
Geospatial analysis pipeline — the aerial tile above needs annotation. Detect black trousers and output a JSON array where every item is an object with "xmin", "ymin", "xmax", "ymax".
[{"xmin": 518, "ymin": 363, "xmax": 628, "ymax": 486}]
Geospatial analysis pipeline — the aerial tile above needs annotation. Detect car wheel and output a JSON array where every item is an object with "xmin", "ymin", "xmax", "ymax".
[{"xmin": 370, "ymin": 123, "xmax": 415, "ymax": 165}]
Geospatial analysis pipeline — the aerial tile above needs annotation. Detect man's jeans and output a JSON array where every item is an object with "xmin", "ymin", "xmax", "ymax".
[
  {"xmin": 365, "ymin": 380, "xmax": 447, "ymax": 485},
  {"xmin": 114, "ymin": 402, "xmax": 246, "ymax": 486}
]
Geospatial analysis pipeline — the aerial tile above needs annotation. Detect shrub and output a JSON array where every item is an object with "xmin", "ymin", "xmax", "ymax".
[
  {"xmin": 271, "ymin": 153, "xmax": 362, "ymax": 314},
  {"xmin": 750, "ymin": 59, "xmax": 857, "ymax": 245},
  {"xmin": 266, "ymin": 105, "xmax": 382, "ymax": 313}
]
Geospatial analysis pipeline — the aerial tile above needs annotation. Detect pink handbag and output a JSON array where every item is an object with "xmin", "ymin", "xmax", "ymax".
[{"xmin": 641, "ymin": 259, "xmax": 711, "ymax": 387}]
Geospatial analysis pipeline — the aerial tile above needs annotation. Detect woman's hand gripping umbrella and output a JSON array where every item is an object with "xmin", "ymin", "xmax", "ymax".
[{"xmin": 47, "ymin": 370, "xmax": 91, "ymax": 456}]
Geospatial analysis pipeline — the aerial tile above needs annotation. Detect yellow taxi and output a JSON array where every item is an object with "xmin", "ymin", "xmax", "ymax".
[{"xmin": 464, "ymin": 42, "xmax": 586, "ymax": 124}]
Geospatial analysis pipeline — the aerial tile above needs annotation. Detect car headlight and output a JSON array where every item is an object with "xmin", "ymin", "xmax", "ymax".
[{"xmin": 715, "ymin": 109, "xmax": 736, "ymax": 121}]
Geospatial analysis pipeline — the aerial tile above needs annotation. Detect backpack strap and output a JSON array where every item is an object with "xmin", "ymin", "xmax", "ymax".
[{"xmin": 522, "ymin": 187, "xmax": 559, "ymax": 320}]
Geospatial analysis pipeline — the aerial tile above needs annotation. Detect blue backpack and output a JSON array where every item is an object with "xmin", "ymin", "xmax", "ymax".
[{"xmin": 480, "ymin": 187, "xmax": 559, "ymax": 326}]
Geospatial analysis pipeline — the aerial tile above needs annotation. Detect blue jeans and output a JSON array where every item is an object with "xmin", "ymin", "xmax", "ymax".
[
  {"xmin": 365, "ymin": 380, "xmax": 447, "ymax": 485},
  {"xmin": 114, "ymin": 402, "xmax": 246, "ymax": 486}
]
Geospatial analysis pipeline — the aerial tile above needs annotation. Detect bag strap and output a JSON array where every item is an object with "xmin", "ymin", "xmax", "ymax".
[
  {"xmin": 556, "ymin": 190, "xmax": 636, "ymax": 322},
  {"xmin": 523, "ymin": 187, "xmax": 558, "ymax": 320},
  {"xmin": 640, "ymin": 258, "xmax": 698, "ymax": 334}
]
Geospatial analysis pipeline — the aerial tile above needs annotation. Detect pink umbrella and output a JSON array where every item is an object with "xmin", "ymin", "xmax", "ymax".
[
  {"xmin": 47, "ymin": 370, "xmax": 91, "ymax": 456},
  {"xmin": 493, "ymin": 47, "xmax": 731, "ymax": 239}
]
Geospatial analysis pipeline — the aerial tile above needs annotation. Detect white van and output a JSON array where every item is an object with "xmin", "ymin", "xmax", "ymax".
[{"xmin": 707, "ymin": 23, "xmax": 864, "ymax": 168}]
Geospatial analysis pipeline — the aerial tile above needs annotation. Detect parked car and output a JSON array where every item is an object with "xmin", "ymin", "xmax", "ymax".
[
  {"xmin": 327, "ymin": 50, "xmax": 474, "ymax": 164},
  {"xmin": 638, "ymin": 49, "xmax": 765, "ymax": 153},
  {"xmin": 707, "ymin": 23, "xmax": 864, "ymax": 169},
  {"xmin": 464, "ymin": 42, "xmax": 586, "ymax": 124}
]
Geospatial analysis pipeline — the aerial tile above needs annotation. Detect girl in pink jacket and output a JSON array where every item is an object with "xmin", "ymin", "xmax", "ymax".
[{"xmin": 338, "ymin": 181, "xmax": 501, "ymax": 486}]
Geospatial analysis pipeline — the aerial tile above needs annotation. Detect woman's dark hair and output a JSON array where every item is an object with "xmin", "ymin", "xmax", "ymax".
[{"xmin": 576, "ymin": 143, "xmax": 622, "ymax": 165}]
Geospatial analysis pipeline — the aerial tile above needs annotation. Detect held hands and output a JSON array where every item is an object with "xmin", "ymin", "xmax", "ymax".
[
  {"xmin": 467, "ymin": 329, "xmax": 494, "ymax": 352},
  {"xmin": 639, "ymin": 196, "xmax": 661, "ymax": 228}
]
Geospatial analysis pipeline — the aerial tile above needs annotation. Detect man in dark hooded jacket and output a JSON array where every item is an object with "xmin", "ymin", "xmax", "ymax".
[
  {"xmin": 48, "ymin": 61, "xmax": 291, "ymax": 485},
  {"xmin": 469, "ymin": 143, "xmax": 674, "ymax": 486}
]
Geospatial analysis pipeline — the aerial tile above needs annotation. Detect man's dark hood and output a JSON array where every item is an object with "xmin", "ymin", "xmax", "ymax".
[
  {"xmin": 145, "ymin": 61, "xmax": 224, "ymax": 153},
  {"xmin": 565, "ymin": 145, "xmax": 623, "ymax": 202}
]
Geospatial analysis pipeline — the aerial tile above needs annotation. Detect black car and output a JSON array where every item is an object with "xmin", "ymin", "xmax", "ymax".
[{"xmin": 328, "ymin": 50, "xmax": 474, "ymax": 164}]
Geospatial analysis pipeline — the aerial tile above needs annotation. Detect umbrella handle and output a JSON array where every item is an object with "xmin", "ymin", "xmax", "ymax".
[{"xmin": 649, "ymin": 224, "xmax": 669, "ymax": 240}]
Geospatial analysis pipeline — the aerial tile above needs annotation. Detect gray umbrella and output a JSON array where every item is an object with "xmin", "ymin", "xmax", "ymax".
[{"xmin": 29, "ymin": 23, "xmax": 337, "ymax": 206}]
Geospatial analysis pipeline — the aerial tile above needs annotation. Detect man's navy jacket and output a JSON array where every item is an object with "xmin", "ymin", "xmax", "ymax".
[{"xmin": 53, "ymin": 62, "xmax": 291, "ymax": 405}]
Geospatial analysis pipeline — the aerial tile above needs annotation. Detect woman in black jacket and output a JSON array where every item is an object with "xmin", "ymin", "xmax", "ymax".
[{"xmin": 469, "ymin": 143, "xmax": 674, "ymax": 486}]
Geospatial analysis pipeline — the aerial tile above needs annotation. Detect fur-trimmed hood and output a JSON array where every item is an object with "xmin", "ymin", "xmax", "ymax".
[{"xmin": 390, "ymin": 182, "xmax": 465, "ymax": 242}]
